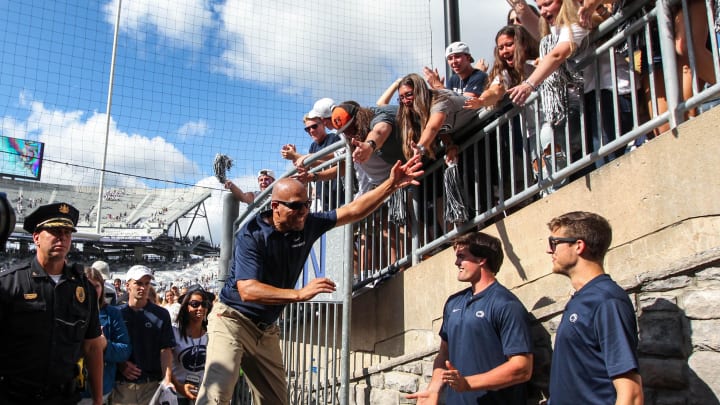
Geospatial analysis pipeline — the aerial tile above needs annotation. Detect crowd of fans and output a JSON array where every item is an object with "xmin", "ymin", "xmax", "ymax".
[{"xmin": 225, "ymin": 0, "xmax": 718, "ymax": 283}]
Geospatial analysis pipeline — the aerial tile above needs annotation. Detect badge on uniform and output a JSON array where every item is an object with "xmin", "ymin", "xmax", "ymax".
[
  {"xmin": 24, "ymin": 293, "xmax": 38, "ymax": 300},
  {"xmin": 76, "ymin": 286, "xmax": 86, "ymax": 303}
]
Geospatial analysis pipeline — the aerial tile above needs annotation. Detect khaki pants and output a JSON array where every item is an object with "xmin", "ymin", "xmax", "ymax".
[
  {"xmin": 112, "ymin": 381, "xmax": 158, "ymax": 405},
  {"xmin": 195, "ymin": 301, "xmax": 287, "ymax": 405}
]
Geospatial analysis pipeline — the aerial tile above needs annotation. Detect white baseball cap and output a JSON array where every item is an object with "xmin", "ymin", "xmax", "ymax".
[
  {"xmin": 257, "ymin": 169, "xmax": 275, "ymax": 179},
  {"xmin": 126, "ymin": 265, "xmax": 154, "ymax": 282},
  {"xmin": 91, "ymin": 260, "xmax": 110, "ymax": 279},
  {"xmin": 307, "ymin": 98, "xmax": 336, "ymax": 119},
  {"xmin": 445, "ymin": 41, "xmax": 474, "ymax": 62}
]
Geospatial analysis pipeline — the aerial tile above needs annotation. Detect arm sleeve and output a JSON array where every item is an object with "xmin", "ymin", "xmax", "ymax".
[
  {"xmin": 595, "ymin": 298, "xmax": 640, "ymax": 377},
  {"xmin": 103, "ymin": 306, "xmax": 132, "ymax": 363},
  {"xmin": 498, "ymin": 300, "xmax": 533, "ymax": 357},
  {"xmin": 233, "ymin": 232, "xmax": 264, "ymax": 283},
  {"xmin": 84, "ymin": 282, "xmax": 102, "ymax": 339}
]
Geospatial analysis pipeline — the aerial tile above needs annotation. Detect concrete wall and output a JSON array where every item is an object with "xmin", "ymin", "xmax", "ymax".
[{"xmin": 348, "ymin": 107, "xmax": 720, "ymax": 404}]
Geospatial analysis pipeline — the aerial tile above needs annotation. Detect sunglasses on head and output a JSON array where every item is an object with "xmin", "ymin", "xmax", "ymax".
[
  {"xmin": 188, "ymin": 300, "xmax": 209, "ymax": 308},
  {"xmin": 273, "ymin": 200, "xmax": 312, "ymax": 210},
  {"xmin": 304, "ymin": 123, "xmax": 319, "ymax": 133}
]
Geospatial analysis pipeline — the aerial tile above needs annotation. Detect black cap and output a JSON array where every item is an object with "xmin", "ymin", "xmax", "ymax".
[{"xmin": 23, "ymin": 202, "xmax": 79, "ymax": 233}]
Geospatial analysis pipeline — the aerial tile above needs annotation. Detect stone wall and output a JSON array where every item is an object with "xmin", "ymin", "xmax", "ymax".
[
  {"xmin": 349, "ymin": 249, "xmax": 720, "ymax": 404},
  {"xmin": 346, "ymin": 102, "xmax": 720, "ymax": 404}
]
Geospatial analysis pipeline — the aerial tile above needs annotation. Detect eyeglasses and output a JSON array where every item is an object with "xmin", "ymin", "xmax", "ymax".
[
  {"xmin": 304, "ymin": 123, "xmax": 319, "ymax": 133},
  {"xmin": 188, "ymin": 300, "xmax": 209, "ymax": 309},
  {"xmin": 273, "ymin": 200, "xmax": 312, "ymax": 210},
  {"xmin": 548, "ymin": 236, "xmax": 579, "ymax": 252},
  {"xmin": 398, "ymin": 91, "xmax": 414, "ymax": 102}
]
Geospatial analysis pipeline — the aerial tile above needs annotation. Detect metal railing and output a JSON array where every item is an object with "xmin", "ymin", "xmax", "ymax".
[{"xmin": 225, "ymin": 1, "xmax": 720, "ymax": 402}]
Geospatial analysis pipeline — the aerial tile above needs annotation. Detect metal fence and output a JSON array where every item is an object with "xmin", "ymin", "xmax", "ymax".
[{"xmin": 226, "ymin": 0, "xmax": 720, "ymax": 403}]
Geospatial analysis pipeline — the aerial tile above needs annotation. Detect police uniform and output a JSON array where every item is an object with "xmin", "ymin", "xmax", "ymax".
[{"xmin": 0, "ymin": 203, "xmax": 102, "ymax": 405}]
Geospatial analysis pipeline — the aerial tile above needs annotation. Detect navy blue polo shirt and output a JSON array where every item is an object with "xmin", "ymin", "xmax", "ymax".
[
  {"xmin": 446, "ymin": 68, "xmax": 488, "ymax": 96},
  {"xmin": 548, "ymin": 274, "xmax": 639, "ymax": 405},
  {"xmin": 220, "ymin": 210, "xmax": 337, "ymax": 324},
  {"xmin": 119, "ymin": 301, "xmax": 176, "ymax": 382},
  {"xmin": 308, "ymin": 132, "xmax": 340, "ymax": 154},
  {"xmin": 439, "ymin": 281, "xmax": 532, "ymax": 405}
]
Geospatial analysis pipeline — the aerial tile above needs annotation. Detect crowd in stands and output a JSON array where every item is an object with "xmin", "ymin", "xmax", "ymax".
[{"xmin": 223, "ymin": 0, "xmax": 719, "ymax": 284}]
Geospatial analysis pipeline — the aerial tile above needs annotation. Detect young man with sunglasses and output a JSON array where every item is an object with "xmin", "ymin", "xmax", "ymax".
[
  {"xmin": 282, "ymin": 114, "xmax": 343, "ymax": 210},
  {"xmin": 196, "ymin": 156, "xmax": 423, "ymax": 405},
  {"xmin": 546, "ymin": 211, "xmax": 643, "ymax": 405}
]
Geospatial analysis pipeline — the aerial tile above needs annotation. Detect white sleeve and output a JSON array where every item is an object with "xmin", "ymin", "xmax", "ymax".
[{"xmin": 557, "ymin": 24, "xmax": 589, "ymax": 46}]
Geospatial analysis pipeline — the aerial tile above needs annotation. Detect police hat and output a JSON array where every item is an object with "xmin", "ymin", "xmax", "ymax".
[{"xmin": 23, "ymin": 202, "xmax": 79, "ymax": 233}]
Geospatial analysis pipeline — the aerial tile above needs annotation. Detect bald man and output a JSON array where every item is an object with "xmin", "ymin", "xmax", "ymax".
[{"xmin": 196, "ymin": 157, "xmax": 423, "ymax": 405}]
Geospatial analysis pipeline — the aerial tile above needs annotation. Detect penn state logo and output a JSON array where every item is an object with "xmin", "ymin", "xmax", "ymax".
[
  {"xmin": 475, "ymin": 310, "xmax": 485, "ymax": 318},
  {"xmin": 569, "ymin": 313, "xmax": 578, "ymax": 323},
  {"xmin": 179, "ymin": 344, "xmax": 207, "ymax": 372}
]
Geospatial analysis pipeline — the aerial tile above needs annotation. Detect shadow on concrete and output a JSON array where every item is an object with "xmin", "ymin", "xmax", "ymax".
[{"xmin": 638, "ymin": 298, "xmax": 719, "ymax": 404}]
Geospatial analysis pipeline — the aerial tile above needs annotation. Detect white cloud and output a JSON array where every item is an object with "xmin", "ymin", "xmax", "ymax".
[
  {"xmin": 103, "ymin": 0, "xmax": 214, "ymax": 49},
  {"xmin": 178, "ymin": 119, "xmax": 209, "ymax": 140},
  {"xmin": 4, "ymin": 94, "xmax": 199, "ymax": 188}
]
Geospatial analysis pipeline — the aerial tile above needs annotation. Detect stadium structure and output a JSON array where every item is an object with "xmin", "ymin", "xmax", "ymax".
[{"xmin": 1, "ymin": 177, "xmax": 217, "ymax": 263}]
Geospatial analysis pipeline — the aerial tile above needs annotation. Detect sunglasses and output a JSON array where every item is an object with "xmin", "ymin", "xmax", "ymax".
[
  {"xmin": 304, "ymin": 123, "xmax": 319, "ymax": 133},
  {"xmin": 548, "ymin": 236, "xmax": 579, "ymax": 252},
  {"xmin": 188, "ymin": 300, "xmax": 209, "ymax": 309},
  {"xmin": 273, "ymin": 200, "xmax": 312, "ymax": 210}
]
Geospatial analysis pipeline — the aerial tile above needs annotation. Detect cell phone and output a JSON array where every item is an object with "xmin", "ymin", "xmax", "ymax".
[
  {"xmin": 186, "ymin": 373, "xmax": 201, "ymax": 394},
  {"xmin": 185, "ymin": 374, "xmax": 201, "ymax": 386}
]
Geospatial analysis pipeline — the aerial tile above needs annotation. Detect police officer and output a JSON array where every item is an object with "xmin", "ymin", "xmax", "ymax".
[{"xmin": 0, "ymin": 202, "xmax": 105, "ymax": 405}]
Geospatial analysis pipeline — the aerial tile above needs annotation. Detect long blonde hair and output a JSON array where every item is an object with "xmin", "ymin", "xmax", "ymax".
[{"xmin": 396, "ymin": 73, "xmax": 451, "ymax": 160}]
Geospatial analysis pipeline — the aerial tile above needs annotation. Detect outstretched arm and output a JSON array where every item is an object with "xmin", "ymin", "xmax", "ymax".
[
  {"xmin": 224, "ymin": 180, "xmax": 256, "ymax": 204},
  {"xmin": 508, "ymin": 40, "xmax": 574, "ymax": 105},
  {"xmin": 507, "ymin": 0, "xmax": 541, "ymax": 40},
  {"xmin": 335, "ymin": 155, "xmax": 423, "ymax": 227},
  {"xmin": 237, "ymin": 277, "xmax": 337, "ymax": 304}
]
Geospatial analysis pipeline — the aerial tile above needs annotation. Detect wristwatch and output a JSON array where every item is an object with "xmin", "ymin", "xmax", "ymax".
[{"xmin": 367, "ymin": 140, "xmax": 377, "ymax": 151}]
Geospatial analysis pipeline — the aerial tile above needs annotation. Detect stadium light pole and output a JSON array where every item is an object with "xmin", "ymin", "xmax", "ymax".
[{"xmin": 95, "ymin": 0, "xmax": 122, "ymax": 233}]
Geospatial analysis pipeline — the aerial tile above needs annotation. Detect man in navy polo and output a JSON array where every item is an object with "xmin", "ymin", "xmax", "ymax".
[
  {"xmin": 407, "ymin": 232, "xmax": 533, "ymax": 405},
  {"xmin": 546, "ymin": 211, "xmax": 643, "ymax": 405},
  {"xmin": 196, "ymin": 156, "xmax": 423, "ymax": 405}
]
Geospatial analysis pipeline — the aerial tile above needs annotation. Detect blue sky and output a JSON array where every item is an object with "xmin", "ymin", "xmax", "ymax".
[{"xmin": 0, "ymin": 0, "xmax": 508, "ymax": 240}]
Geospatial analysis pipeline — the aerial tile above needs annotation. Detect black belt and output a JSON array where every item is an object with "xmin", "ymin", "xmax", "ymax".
[
  {"xmin": 245, "ymin": 314, "xmax": 276, "ymax": 331},
  {"xmin": 0, "ymin": 376, "xmax": 77, "ymax": 401},
  {"xmin": 121, "ymin": 373, "xmax": 161, "ymax": 384}
]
